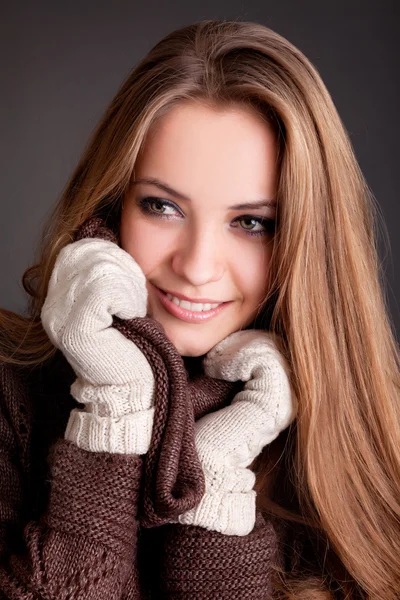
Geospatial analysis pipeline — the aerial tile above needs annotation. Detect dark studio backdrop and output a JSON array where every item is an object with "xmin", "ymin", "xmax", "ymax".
[{"xmin": 1, "ymin": 0, "xmax": 399, "ymax": 341}]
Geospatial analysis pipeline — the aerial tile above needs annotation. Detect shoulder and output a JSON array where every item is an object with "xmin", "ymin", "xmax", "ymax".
[
  {"xmin": 0, "ymin": 352, "xmax": 78, "ymax": 468},
  {"xmin": 0, "ymin": 360, "xmax": 30, "ymax": 431},
  {"xmin": 0, "ymin": 359, "xmax": 34, "ymax": 477}
]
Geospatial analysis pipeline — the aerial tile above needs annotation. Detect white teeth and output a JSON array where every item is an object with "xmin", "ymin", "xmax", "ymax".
[
  {"xmin": 165, "ymin": 293, "xmax": 221, "ymax": 312},
  {"xmin": 191, "ymin": 304, "xmax": 203, "ymax": 312}
]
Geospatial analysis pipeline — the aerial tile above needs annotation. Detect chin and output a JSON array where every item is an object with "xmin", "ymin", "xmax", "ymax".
[
  {"xmin": 157, "ymin": 323, "xmax": 220, "ymax": 357},
  {"xmin": 168, "ymin": 336, "xmax": 212, "ymax": 358}
]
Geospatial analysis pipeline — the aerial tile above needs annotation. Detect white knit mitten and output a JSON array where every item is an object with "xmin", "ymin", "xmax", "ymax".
[
  {"xmin": 177, "ymin": 329, "xmax": 297, "ymax": 535},
  {"xmin": 41, "ymin": 237, "xmax": 155, "ymax": 455}
]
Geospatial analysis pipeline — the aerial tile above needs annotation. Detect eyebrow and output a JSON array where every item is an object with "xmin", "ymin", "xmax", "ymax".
[{"xmin": 131, "ymin": 177, "xmax": 276, "ymax": 210}]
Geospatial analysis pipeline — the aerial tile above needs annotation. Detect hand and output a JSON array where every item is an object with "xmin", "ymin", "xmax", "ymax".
[
  {"xmin": 203, "ymin": 329, "xmax": 296, "ymax": 457},
  {"xmin": 41, "ymin": 238, "xmax": 155, "ymax": 454},
  {"xmin": 176, "ymin": 329, "xmax": 297, "ymax": 535}
]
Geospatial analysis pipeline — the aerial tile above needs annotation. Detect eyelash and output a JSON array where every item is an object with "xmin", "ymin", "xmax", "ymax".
[{"xmin": 137, "ymin": 197, "xmax": 276, "ymax": 237}]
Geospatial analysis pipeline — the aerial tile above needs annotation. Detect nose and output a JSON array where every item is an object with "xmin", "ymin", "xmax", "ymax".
[{"xmin": 171, "ymin": 225, "xmax": 225, "ymax": 286}]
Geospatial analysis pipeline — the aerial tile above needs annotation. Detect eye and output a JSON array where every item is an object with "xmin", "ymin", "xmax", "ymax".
[
  {"xmin": 232, "ymin": 215, "xmax": 276, "ymax": 237},
  {"xmin": 239, "ymin": 217, "xmax": 263, "ymax": 231},
  {"xmin": 137, "ymin": 197, "xmax": 276, "ymax": 237},
  {"xmin": 138, "ymin": 197, "xmax": 182, "ymax": 218}
]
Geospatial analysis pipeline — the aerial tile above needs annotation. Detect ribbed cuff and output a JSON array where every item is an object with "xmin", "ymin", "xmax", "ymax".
[
  {"xmin": 177, "ymin": 489, "xmax": 256, "ymax": 536},
  {"xmin": 149, "ymin": 511, "xmax": 278, "ymax": 599},
  {"xmin": 65, "ymin": 407, "xmax": 154, "ymax": 454}
]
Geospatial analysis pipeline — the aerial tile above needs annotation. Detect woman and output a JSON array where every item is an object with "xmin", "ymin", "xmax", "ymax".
[{"xmin": 0, "ymin": 19, "xmax": 399, "ymax": 599}]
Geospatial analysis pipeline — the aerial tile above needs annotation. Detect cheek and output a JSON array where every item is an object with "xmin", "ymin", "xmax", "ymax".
[
  {"xmin": 120, "ymin": 216, "xmax": 173, "ymax": 276},
  {"xmin": 232, "ymin": 242, "xmax": 271, "ymax": 304}
]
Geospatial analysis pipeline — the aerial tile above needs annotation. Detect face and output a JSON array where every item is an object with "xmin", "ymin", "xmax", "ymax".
[{"xmin": 120, "ymin": 101, "xmax": 278, "ymax": 356}]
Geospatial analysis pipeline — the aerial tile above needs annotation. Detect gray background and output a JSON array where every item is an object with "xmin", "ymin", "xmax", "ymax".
[{"xmin": 1, "ymin": 1, "xmax": 399, "ymax": 340}]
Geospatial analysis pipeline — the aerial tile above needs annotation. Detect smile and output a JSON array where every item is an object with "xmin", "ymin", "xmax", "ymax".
[
  {"xmin": 152, "ymin": 285, "xmax": 231, "ymax": 323},
  {"xmin": 166, "ymin": 293, "xmax": 220, "ymax": 312}
]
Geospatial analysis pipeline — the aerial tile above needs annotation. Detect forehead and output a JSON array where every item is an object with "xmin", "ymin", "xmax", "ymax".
[{"xmin": 134, "ymin": 101, "xmax": 278, "ymax": 202}]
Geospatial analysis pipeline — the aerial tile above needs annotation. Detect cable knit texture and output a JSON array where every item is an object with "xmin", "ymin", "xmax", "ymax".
[
  {"xmin": 176, "ymin": 329, "xmax": 297, "ymax": 535},
  {"xmin": 40, "ymin": 235, "xmax": 156, "ymax": 455},
  {"xmin": 0, "ymin": 215, "xmax": 307, "ymax": 599}
]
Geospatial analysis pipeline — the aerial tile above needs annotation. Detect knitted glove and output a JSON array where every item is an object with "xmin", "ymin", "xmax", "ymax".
[
  {"xmin": 177, "ymin": 329, "xmax": 297, "ymax": 535},
  {"xmin": 41, "ymin": 237, "xmax": 155, "ymax": 455}
]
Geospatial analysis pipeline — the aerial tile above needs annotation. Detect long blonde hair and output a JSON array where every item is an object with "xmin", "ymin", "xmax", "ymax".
[{"xmin": 1, "ymin": 19, "xmax": 399, "ymax": 599}]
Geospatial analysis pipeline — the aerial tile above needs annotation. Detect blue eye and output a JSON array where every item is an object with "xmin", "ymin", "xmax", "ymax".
[{"xmin": 137, "ymin": 196, "xmax": 276, "ymax": 237}]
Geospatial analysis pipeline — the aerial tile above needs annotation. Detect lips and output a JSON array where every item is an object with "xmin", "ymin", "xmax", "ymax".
[
  {"xmin": 165, "ymin": 292, "xmax": 220, "ymax": 312},
  {"xmin": 158, "ymin": 287, "xmax": 224, "ymax": 304},
  {"xmin": 152, "ymin": 285, "xmax": 231, "ymax": 324}
]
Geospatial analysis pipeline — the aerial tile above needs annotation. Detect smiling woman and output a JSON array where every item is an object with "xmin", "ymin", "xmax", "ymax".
[
  {"xmin": 120, "ymin": 101, "xmax": 278, "ymax": 355},
  {"xmin": 0, "ymin": 18, "xmax": 399, "ymax": 600}
]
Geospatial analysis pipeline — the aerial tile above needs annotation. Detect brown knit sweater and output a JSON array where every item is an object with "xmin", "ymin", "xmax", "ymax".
[{"xmin": 0, "ymin": 217, "xmax": 292, "ymax": 599}]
